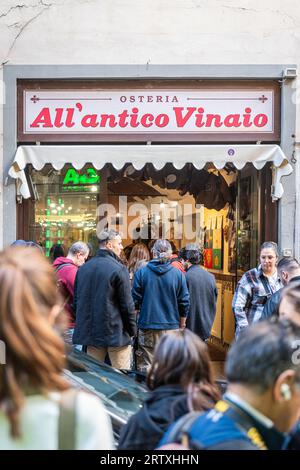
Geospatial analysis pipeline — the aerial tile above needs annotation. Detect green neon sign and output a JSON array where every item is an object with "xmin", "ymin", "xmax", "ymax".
[{"xmin": 63, "ymin": 168, "xmax": 100, "ymax": 186}]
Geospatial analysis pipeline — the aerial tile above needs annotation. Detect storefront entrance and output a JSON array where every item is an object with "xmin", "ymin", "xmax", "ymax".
[
  {"xmin": 14, "ymin": 158, "xmax": 277, "ymax": 346},
  {"xmin": 10, "ymin": 76, "xmax": 291, "ymax": 346}
]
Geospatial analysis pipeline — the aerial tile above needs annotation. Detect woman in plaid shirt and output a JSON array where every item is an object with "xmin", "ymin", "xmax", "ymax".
[{"xmin": 232, "ymin": 242, "xmax": 282, "ymax": 338}]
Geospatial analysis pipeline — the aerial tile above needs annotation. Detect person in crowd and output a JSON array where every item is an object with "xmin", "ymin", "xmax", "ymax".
[
  {"xmin": 278, "ymin": 280, "xmax": 300, "ymax": 327},
  {"xmin": 184, "ymin": 243, "xmax": 218, "ymax": 341},
  {"xmin": 86, "ymin": 242, "xmax": 95, "ymax": 262},
  {"xmin": 11, "ymin": 240, "xmax": 44, "ymax": 253},
  {"xmin": 50, "ymin": 243, "xmax": 67, "ymax": 262},
  {"xmin": 11, "ymin": 239, "xmax": 28, "ymax": 247},
  {"xmin": 262, "ymin": 257, "xmax": 300, "ymax": 320},
  {"xmin": 53, "ymin": 241, "xmax": 89, "ymax": 345},
  {"xmin": 73, "ymin": 229, "xmax": 136, "ymax": 369},
  {"xmin": 118, "ymin": 249, "xmax": 129, "ymax": 267},
  {"xmin": 169, "ymin": 241, "xmax": 186, "ymax": 274},
  {"xmin": 160, "ymin": 319, "xmax": 300, "ymax": 450},
  {"xmin": 26, "ymin": 241, "xmax": 44, "ymax": 252},
  {"xmin": 128, "ymin": 242, "xmax": 150, "ymax": 284},
  {"xmin": 118, "ymin": 329, "xmax": 220, "ymax": 450},
  {"xmin": 232, "ymin": 241, "xmax": 282, "ymax": 338},
  {"xmin": 132, "ymin": 239, "xmax": 190, "ymax": 372},
  {"xmin": 0, "ymin": 247, "xmax": 114, "ymax": 450}
]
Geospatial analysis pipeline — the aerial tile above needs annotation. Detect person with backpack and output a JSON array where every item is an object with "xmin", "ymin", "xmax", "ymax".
[
  {"xmin": 0, "ymin": 247, "xmax": 114, "ymax": 450},
  {"xmin": 118, "ymin": 329, "xmax": 220, "ymax": 450},
  {"xmin": 53, "ymin": 241, "xmax": 89, "ymax": 344},
  {"xmin": 262, "ymin": 257, "xmax": 300, "ymax": 320},
  {"xmin": 159, "ymin": 319, "xmax": 300, "ymax": 450},
  {"xmin": 232, "ymin": 241, "xmax": 282, "ymax": 338}
]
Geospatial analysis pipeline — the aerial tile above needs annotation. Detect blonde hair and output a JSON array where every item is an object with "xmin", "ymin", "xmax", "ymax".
[{"xmin": 0, "ymin": 247, "xmax": 69, "ymax": 438}]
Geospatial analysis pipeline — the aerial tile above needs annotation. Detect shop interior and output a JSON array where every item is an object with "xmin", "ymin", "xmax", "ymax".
[
  {"xmin": 30, "ymin": 162, "xmax": 259, "ymax": 276},
  {"xmin": 26, "ymin": 161, "xmax": 262, "ymax": 346}
]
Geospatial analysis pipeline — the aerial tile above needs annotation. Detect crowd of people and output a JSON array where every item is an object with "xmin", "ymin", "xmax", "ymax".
[{"xmin": 0, "ymin": 232, "xmax": 300, "ymax": 450}]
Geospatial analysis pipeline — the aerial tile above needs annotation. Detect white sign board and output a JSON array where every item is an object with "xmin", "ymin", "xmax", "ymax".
[{"xmin": 23, "ymin": 89, "xmax": 274, "ymax": 135}]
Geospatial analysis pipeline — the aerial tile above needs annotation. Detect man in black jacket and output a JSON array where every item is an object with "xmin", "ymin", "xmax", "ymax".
[
  {"xmin": 262, "ymin": 257, "xmax": 300, "ymax": 320},
  {"xmin": 184, "ymin": 243, "xmax": 217, "ymax": 341},
  {"xmin": 73, "ymin": 229, "xmax": 136, "ymax": 369}
]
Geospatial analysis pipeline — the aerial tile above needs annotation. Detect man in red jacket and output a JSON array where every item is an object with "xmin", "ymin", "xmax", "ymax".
[{"xmin": 53, "ymin": 241, "xmax": 89, "ymax": 344}]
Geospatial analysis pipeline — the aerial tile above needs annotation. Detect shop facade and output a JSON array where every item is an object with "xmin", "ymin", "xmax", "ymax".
[{"xmin": 3, "ymin": 65, "xmax": 297, "ymax": 345}]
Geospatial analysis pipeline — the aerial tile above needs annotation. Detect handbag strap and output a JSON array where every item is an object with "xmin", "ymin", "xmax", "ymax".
[
  {"xmin": 260, "ymin": 273, "xmax": 272, "ymax": 296},
  {"xmin": 58, "ymin": 389, "xmax": 78, "ymax": 450}
]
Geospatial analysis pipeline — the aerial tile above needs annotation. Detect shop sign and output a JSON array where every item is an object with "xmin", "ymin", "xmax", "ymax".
[
  {"xmin": 18, "ymin": 82, "xmax": 280, "ymax": 142},
  {"xmin": 61, "ymin": 168, "xmax": 100, "ymax": 193}
]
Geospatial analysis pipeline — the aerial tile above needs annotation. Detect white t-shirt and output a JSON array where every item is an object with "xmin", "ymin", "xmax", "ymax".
[{"xmin": 0, "ymin": 391, "xmax": 114, "ymax": 450}]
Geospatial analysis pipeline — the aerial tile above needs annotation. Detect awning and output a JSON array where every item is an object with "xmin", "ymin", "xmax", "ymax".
[{"xmin": 9, "ymin": 144, "xmax": 293, "ymax": 201}]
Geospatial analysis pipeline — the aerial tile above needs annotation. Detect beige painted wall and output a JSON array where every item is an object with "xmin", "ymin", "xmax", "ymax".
[
  {"xmin": 0, "ymin": 1, "xmax": 299, "ymax": 67},
  {"xmin": 1, "ymin": 1, "xmax": 300, "ymax": 250}
]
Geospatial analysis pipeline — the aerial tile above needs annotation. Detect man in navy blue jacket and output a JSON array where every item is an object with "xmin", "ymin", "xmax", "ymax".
[{"xmin": 132, "ymin": 239, "xmax": 190, "ymax": 372}]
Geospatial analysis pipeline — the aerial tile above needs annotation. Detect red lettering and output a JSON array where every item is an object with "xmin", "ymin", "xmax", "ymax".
[
  {"xmin": 30, "ymin": 108, "xmax": 53, "ymax": 128},
  {"xmin": 223, "ymin": 114, "xmax": 242, "ymax": 128},
  {"xmin": 140, "ymin": 113, "xmax": 154, "ymax": 128},
  {"xmin": 195, "ymin": 107, "xmax": 205, "ymax": 127},
  {"xmin": 130, "ymin": 108, "xmax": 140, "ymax": 128},
  {"xmin": 118, "ymin": 110, "xmax": 129, "ymax": 128},
  {"xmin": 205, "ymin": 114, "xmax": 223, "ymax": 128},
  {"xmin": 173, "ymin": 107, "xmax": 196, "ymax": 127},
  {"xmin": 99, "ymin": 114, "xmax": 117, "ymax": 127},
  {"xmin": 81, "ymin": 114, "xmax": 99, "ymax": 128},
  {"xmin": 253, "ymin": 114, "xmax": 268, "ymax": 127},
  {"xmin": 65, "ymin": 108, "xmax": 75, "ymax": 128},
  {"xmin": 155, "ymin": 114, "xmax": 169, "ymax": 127},
  {"xmin": 54, "ymin": 108, "xmax": 64, "ymax": 128},
  {"xmin": 243, "ymin": 107, "xmax": 253, "ymax": 127}
]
